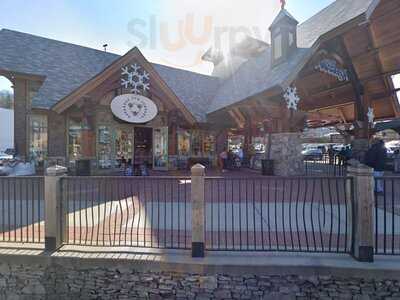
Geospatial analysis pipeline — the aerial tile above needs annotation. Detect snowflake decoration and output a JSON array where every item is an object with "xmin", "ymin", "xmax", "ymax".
[
  {"xmin": 121, "ymin": 63, "xmax": 150, "ymax": 94},
  {"xmin": 367, "ymin": 107, "xmax": 375, "ymax": 125},
  {"xmin": 283, "ymin": 86, "xmax": 300, "ymax": 110}
]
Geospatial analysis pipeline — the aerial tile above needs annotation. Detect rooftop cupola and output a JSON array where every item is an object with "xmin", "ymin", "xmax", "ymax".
[{"xmin": 269, "ymin": 0, "xmax": 298, "ymax": 66}]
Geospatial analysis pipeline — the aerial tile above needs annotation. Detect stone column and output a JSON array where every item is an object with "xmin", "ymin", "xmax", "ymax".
[
  {"xmin": 351, "ymin": 138, "xmax": 369, "ymax": 162},
  {"xmin": 348, "ymin": 161, "xmax": 374, "ymax": 262},
  {"xmin": 269, "ymin": 132, "xmax": 304, "ymax": 176},
  {"xmin": 45, "ymin": 165, "xmax": 67, "ymax": 252},
  {"xmin": 191, "ymin": 164, "xmax": 205, "ymax": 257}
]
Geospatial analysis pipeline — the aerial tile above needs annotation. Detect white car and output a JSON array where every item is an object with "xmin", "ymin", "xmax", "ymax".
[{"xmin": 0, "ymin": 152, "xmax": 13, "ymax": 161}]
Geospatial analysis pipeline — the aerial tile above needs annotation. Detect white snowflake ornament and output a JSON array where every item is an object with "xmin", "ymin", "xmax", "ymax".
[
  {"xmin": 284, "ymin": 86, "xmax": 300, "ymax": 110},
  {"xmin": 121, "ymin": 64, "xmax": 150, "ymax": 94},
  {"xmin": 367, "ymin": 107, "xmax": 375, "ymax": 125}
]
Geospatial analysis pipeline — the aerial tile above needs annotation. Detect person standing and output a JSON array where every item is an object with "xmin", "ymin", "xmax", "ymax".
[
  {"xmin": 328, "ymin": 145, "xmax": 335, "ymax": 165},
  {"xmin": 365, "ymin": 139, "xmax": 387, "ymax": 194}
]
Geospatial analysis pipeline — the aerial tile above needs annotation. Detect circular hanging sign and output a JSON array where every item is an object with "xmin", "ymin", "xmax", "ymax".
[{"xmin": 110, "ymin": 94, "xmax": 158, "ymax": 124}]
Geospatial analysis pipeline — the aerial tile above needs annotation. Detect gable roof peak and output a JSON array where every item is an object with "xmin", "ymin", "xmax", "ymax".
[{"xmin": 269, "ymin": 8, "xmax": 299, "ymax": 31}]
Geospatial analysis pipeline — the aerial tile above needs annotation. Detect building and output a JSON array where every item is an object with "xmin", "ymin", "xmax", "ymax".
[{"xmin": 0, "ymin": 0, "xmax": 399, "ymax": 175}]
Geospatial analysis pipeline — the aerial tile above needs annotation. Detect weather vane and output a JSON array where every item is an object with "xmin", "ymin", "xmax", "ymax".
[{"xmin": 280, "ymin": 0, "xmax": 286, "ymax": 9}]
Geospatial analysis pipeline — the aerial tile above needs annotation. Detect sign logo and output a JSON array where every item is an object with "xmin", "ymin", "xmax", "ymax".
[
  {"xmin": 315, "ymin": 59, "xmax": 349, "ymax": 82},
  {"xmin": 111, "ymin": 94, "xmax": 158, "ymax": 124}
]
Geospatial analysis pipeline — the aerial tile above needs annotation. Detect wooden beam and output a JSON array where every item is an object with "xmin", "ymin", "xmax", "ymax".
[{"xmin": 335, "ymin": 37, "xmax": 366, "ymax": 122}]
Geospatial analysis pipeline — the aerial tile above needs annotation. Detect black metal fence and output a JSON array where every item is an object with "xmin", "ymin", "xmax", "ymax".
[
  {"xmin": 0, "ymin": 177, "xmax": 44, "ymax": 243},
  {"xmin": 204, "ymin": 176, "xmax": 353, "ymax": 253},
  {"xmin": 374, "ymin": 177, "xmax": 400, "ymax": 255},
  {"xmin": 61, "ymin": 176, "xmax": 191, "ymax": 249},
  {"xmin": 304, "ymin": 155, "xmax": 347, "ymax": 177}
]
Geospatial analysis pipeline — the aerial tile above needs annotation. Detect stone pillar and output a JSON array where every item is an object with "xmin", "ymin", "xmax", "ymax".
[
  {"xmin": 45, "ymin": 165, "xmax": 67, "ymax": 252},
  {"xmin": 269, "ymin": 132, "xmax": 304, "ymax": 176},
  {"xmin": 351, "ymin": 138, "xmax": 369, "ymax": 162},
  {"xmin": 191, "ymin": 164, "xmax": 205, "ymax": 257},
  {"xmin": 348, "ymin": 160, "xmax": 374, "ymax": 262}
]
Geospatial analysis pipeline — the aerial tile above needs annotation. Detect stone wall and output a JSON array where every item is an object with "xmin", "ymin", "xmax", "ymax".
[
  {"xmin": 270, "ymin": 132, "xmax": 304, "ymax": 176},
  {"xmin": 1, "ymin": 262, "xmax": 400, "ymax": 299}
]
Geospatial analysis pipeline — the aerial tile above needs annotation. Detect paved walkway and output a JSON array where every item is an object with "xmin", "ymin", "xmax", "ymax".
[{"xmin": 0, "ymin": 245, "xmax": 400, "ymax": 280}]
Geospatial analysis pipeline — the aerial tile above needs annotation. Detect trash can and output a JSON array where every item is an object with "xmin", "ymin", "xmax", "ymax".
[
  {"xmin": 76, "ymin": 159, "xmax": 91, "ymax": 176},
  {"xmin": 261, "ymin": 159, "xmax": 274, "ymax": 176}
]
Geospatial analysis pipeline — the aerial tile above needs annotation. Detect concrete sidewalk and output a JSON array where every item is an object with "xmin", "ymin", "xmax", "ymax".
[{"xmin": 0, "ymin": 244, "xmax": 400, "ymax": 279}]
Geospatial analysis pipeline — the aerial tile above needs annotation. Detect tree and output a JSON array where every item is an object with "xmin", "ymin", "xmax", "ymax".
[{"xmin": 0, "ymin": 90, "xmax": 13, "ymax": 109}]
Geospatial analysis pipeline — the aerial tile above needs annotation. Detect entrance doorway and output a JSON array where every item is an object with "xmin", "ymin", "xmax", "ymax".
[{"xmin": 134, "ymin": 127, "xmax": 153, "ymax": 168}]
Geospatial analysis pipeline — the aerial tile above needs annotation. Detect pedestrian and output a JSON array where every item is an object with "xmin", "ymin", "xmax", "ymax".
[
  {"xmin": 328, "ymin": 145, "xmax": 335, "ymax": 165},
  {"xmin": 338, "ymin": 147, "xmax": 346, "ymax": 166},
  {"xmin": 365, "ymin": 139, "xmax": 387, "ymax": 194}
]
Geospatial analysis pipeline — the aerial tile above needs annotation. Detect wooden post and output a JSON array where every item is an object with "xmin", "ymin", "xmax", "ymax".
[
  {"xmin": 191, "ymin": 164, "xmax": 205, "ymax": 257},
  {"xmin": 348, "ymin": 161, "xmax": 374, "ymax": 262},
  {"xmin": 44, "ymin": 165, "xmax": 67, "ymax": 252}
]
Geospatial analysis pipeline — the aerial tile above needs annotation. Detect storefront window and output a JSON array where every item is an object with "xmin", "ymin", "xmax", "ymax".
[
  {"xmin": 191, "ymin": 131, "xmax": 202, "ymax": 156},
  {"xmin": 29, "ymin": 114, "xmax": 47, "ymax": 163},
  {"xmin": 203, "ymin": 133, "xmax": 216, "ymax": 157},
  {"xmin": 98, "ymin": 125, "xmax": 113, "ymax": 169},
  {"xmin": 153, "ymin": 127, "xmax": 168, "ymax": 169},
  {"xmin": 115, "ymin": 129, "xmax": 133, "ymax": 167},
  {"xmin": 178, "ymin": 130, "xmax": 191, "ymax": 156},
  {"xmin": 68, "ymin": 116, "xmax": 95, "ymax": 163}
]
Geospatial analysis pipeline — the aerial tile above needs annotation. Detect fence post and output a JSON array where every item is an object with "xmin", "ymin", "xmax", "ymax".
[
  {"xmin": 44, "ymin": 165, "xmax": 67, "ymax": 252},
  {"xmin": 191, "ymin": 164, "xmax": 205, "ymax": 258},
  {"xmin": 348, "ymin": 161, "xmax": 374, "ymax": 262}
]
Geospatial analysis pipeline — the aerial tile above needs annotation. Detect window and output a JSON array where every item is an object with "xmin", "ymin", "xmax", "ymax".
[
  {"xmin": 203, "ymin": 133, "xmax": 216, "ymax": 157},
  {"xmin": 29, "ymin": 114, "xmax": 47, "ymax": 163},
  {"xmin": 178, "ymin": 130, "xmax": 191, "ymax": 156},
  {"xmin": 273, "ymin": 34, "xmax": 282, "ymax": 60},
  {"xmin": 115, "ymin": 129, "xmax": 133, "ymax": 167},
  {"xmin": 391, "ymin": 73, "xmax": 400, "ymax": 105},
  {"xmin": 97, "ymin": 125, "xmax": 113, "ymax": 169},
  {"xmin": 68, "ymin": 116, "xmax": 95, "ymax": 164},
  {"xmin": 191, "ymin": 130, "xmax": 202, "ymax": 156}
]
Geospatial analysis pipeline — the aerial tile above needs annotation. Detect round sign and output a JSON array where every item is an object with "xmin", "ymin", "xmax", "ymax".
[{"xmin": 110, "ymin": 94, "xmax": 158, "ymax": 124}]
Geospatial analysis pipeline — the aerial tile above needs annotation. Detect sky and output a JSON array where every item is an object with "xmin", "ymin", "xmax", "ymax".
[{"xmin": 0, "ymin": 0, "xmax": 334, "ymax": 91}]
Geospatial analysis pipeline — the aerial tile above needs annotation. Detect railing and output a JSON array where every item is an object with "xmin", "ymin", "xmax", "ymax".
[
  {"xmin": 61, "ymin": 176, "xmax": 191, "ymax": 249},
  {"xmin": 0, "ymin": 177, "xmax": 44, "ymax": 243},
  {"xmin": 304, "ymin": 155, "xmax": 347, "ymax": 177},
  {"xmin": 204, "ymin": 176, "xmax": 353, "ymax": 253},
  {"xmin": 375, "ymin": 176, "xmax": 400, "ymax": 255}
]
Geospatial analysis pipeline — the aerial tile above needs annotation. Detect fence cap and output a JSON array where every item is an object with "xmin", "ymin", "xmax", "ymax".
[
  {"xmin": 46, "ymin": 165, "xmax": 68, "ymax": 176},
  {"xmin": 191, "ymin": 164, "xmax": 205, "ymax": 176}
]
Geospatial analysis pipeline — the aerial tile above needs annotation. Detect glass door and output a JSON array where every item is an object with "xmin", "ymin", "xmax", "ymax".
[{"xmin": 153, "ymin": 127, "xmax": 168, "ymax": 170}]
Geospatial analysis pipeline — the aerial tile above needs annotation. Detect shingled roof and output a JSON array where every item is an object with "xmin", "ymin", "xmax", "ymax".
[
  {"xmin": 0, "ymin": 0, "xmax": 378, "ymax": 121},
  {"xmin": 0, "ymin": 29, "xmax": 220, "ymax": 122},
  {"xmin": 208, "ymin": 0, "xmax": 376, "ymax": 114}
]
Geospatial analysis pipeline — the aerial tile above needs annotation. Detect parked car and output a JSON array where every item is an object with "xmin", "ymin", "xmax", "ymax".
[
  {"xmin": 302, "ymin": 148, "xmax": 323, "ymax": 161},
  {"xmin": 0, "ymin": 152, "xmax": 13, "ymax": 161}
]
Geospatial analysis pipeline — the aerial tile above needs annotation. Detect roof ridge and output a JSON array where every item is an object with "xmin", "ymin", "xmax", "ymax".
[
  {"xmin": 0, "ymin": 28, "xmax": 218, "ymax": 79},
  {"xmin": 0, "ymin": 28, "xmax": 120, "ymax": 57},
  {"xmin": 298, "ymin": 0, "xmax": 345, "ymax": 29},
  {"xmin": 152, "ymin": 62, "xmax": 218, "ymax": 79}
]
